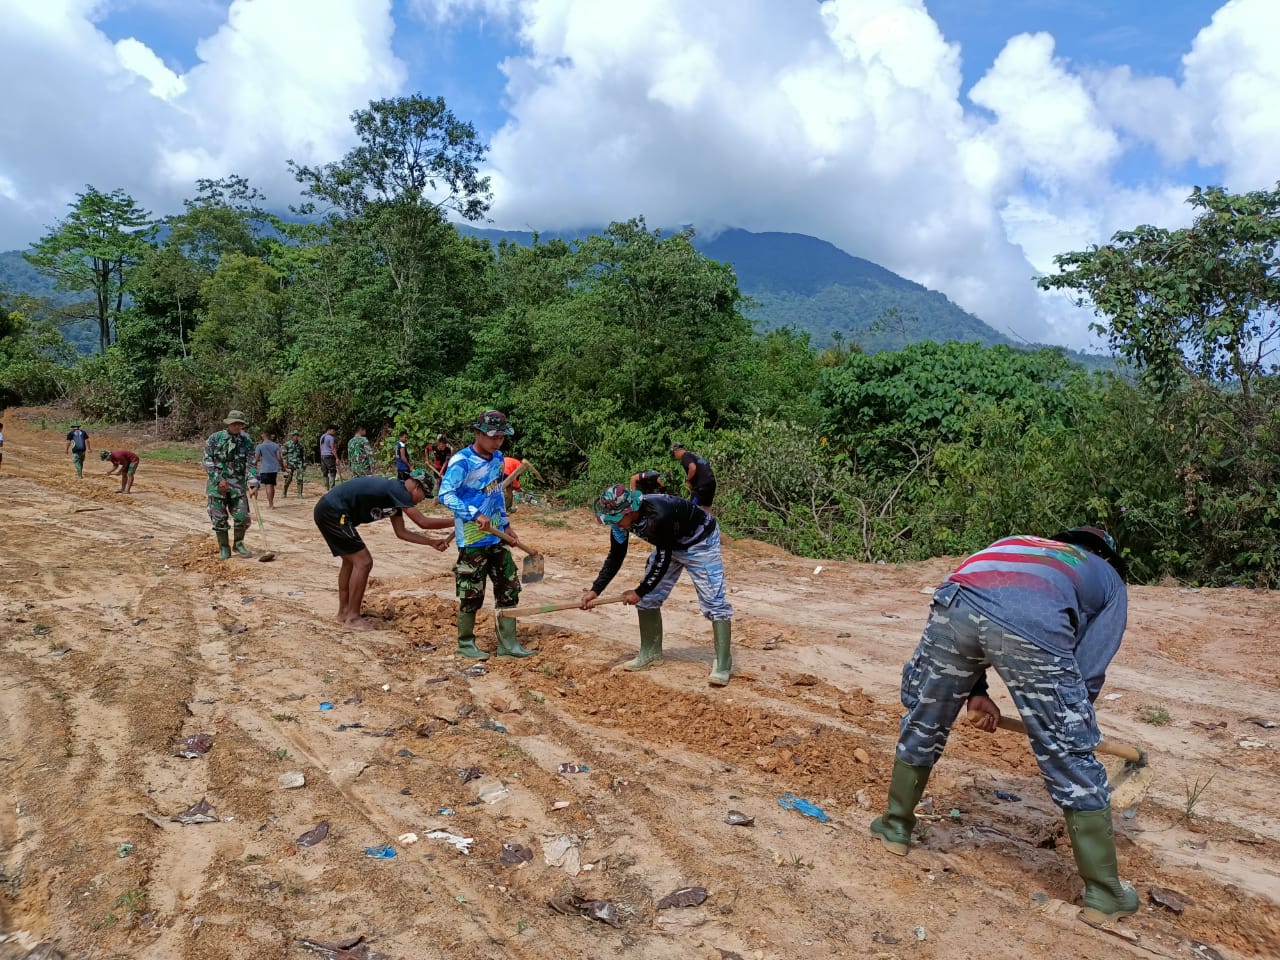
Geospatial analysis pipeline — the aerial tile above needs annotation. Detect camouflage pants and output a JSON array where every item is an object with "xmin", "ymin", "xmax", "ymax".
[
  {"xmin": 282, "ymin": 466, "xmax": 305, "ymax": 495},
  {"xmin": 895, "ymin": 582, "xmax": 1110, "ymax": 811},
  {"xmin": 207, "ymin": 492, "xmax": 250, "ymax": 535},
  {"xmin": 454, "ymin": 545, "xmax": 520, "ymax": 614}
]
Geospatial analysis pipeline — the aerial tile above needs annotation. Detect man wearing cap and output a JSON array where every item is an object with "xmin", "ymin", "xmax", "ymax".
[
  {"xmin": 313, "ymin": 469, "xmax": 453, "ymax": 631},
  {"xmin": 348, "ymin": 426, "xmax": 375, "ymax": 478},
  {"xmin": 100, "ymin": 449, "xmax": 140, "ymax": 493},
  {"xmin": 65, "ymin": 424, "xmax": 90, "ymax": 478},
  {"xmin": 870, "ymin": 527, "xmax": 1138, "ymax": 927},
  {"xmin": 437, "ymin": 410, "xmax": 534, "ymax": 660},
  {"xmin": 580, "ymin": 485, "xmax": 734, "ymax": 686},
  {"xmin": 203, "ymin": 411, "xmax": 256, "ymax": 559},
  {"xmin": 282, "ymin": 430, "xmax": 306, "ymax": 499},
  {"xmin": 670, "ymin": 443, "xmax": 716, "ymax": 509}
]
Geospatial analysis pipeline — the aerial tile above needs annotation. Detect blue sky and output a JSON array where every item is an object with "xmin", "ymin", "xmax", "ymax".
[{"xmin": 4, "ymin": 0, "xmax": 1275, "ymax": 347}]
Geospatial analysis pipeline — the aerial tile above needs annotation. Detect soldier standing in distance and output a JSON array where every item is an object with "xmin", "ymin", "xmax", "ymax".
[
  {"xmin": 203, "ymin": 411, "xmax": 255, "ymax": 559},
  {"xmin": 348, "ymin": 426, "xmax": 375, "ymax": 477},
  {"xmin": 281, "ymin": 429, "xmax": 306, "ymax": 498}
]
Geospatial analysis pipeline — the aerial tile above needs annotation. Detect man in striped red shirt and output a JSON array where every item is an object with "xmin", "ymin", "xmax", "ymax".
[{"xmin": 870, "ymin": 527, "xmax": 1138, "ymax": 926}]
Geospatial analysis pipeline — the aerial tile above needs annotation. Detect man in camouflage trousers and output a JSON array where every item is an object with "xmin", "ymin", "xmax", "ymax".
[
  {"xmin": 282, "ymin": 429, "xmax": 306, "ymax": 498},
  {"xmin": 871, "ymin": 527, "xmax": 1138, "ymax": 927},
  {"xmin": 438, "ymin": 409, "xmax": 534, "ymax": 660},
  {"xmin": 348, "ymin": 426, "xmax": 374, "ymax": 478},
  {"xmin": 203, "ymin": 410, "xmax": 255, "ymax": 559}
]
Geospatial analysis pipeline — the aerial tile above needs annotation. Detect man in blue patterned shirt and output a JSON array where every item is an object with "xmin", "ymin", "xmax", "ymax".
[{"xmin": 438, "ymin": 409, "xmax": 535, "ymax": 660}]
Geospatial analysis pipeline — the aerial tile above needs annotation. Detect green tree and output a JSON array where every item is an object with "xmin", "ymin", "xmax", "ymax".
[
  {"xmin": 1039, "ymin": 184, "xmax": 1280, "ymax": 399},
  {"xmin": 24, "ymin": 186, "xmax": 154, "ymax": 354}
]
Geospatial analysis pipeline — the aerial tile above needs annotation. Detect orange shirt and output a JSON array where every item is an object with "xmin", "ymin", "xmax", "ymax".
[{"xmin": 503, "ymin": 457, "xmax": 523, "ymax": 489}]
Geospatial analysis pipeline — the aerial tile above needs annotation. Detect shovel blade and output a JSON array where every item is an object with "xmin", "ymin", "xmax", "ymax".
[
  {"xmin": 1109, "ymin": 761, "xmax": 1154, "ymax": 811},
  {"xmin": 521, "ymin": 554, "xmax": 544, "ymax": 584},
  {"xmin": 257, "ymin": 552, "xmax": 276, "ymax": 563}
]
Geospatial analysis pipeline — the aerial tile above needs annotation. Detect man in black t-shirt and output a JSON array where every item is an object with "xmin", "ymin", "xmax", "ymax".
[
  {"xmin": 65, "ymin": 425, "xmax": 90, "ymax": 478},
  {"xmin": 671, "ymin": 442, "xmax": 716, "ymax": 508},
  {"xmin": 579, "ymin": 485, "xmax": 735, "ymax": 686},
  {"xmin": 629, "ymin": 468, "xmax": 668, "ymax": 494},
  {"xmin": 313, "ymin": 470, "xmax": 453, "ymax": 631}
]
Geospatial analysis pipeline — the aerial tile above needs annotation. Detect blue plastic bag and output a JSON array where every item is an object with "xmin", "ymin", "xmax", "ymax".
[{"xmin": 777, "ymin": 793, "xmax": 830, "ymax": 823}]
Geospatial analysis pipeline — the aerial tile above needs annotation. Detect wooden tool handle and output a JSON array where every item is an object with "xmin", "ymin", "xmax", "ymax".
[
  {"xmin": 995, "ymin": 714, "xmax": 1145, "ymax": 764},
  {"xmin": 487, "ymin": 526, "xmax": 539, "ymax": 556},
  {"xmin": 499, "ymin": 595, "xmax": 630, "ymax": 618}
]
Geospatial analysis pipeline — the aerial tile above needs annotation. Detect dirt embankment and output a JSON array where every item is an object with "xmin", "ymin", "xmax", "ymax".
[{"xmin": 1, "ymin": 407, "xmax": 1278, "ymax": 960}]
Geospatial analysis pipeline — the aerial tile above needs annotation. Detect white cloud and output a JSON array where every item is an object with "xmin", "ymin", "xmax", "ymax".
[
  {"xmin": 0, "ymin": 0, "xmax": 404, "ymax": 247},
  {"xmin": 4, "ymin": 0, "xmax": 1280, "ymax": 348}
]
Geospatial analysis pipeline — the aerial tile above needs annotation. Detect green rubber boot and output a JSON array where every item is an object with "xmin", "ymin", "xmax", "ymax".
[
  {"xmin": 623, "ymin": 608, "xmax": 664, "ymax": 671},
  {"xmin": 870, "ymin": 760, "xmax": 933, "ymax": 855},
  {"xmin": 455, "ymin": 610, "xmax": 488, "ymax": 660},
  {"xmin": 1064, "ymin": 807, "xmax": 1140, "ymax": 925},
  {"xmin": 297, "ymin": 479, "xmax": 304, "ymax": 498},
  {"xmin": 495, "ymin": 612, "xmax": 535, "ymax": 658},
  {"xmin": 232, "ymin": 527, "xmax": 252, "ymax": 557},
  {"xmin": 216, "ymin": 531, "xmax": 231, "ymax": 560},
  {"xmin": 708, "ymin": 619, "xmax": 733, "ymax": 686}
]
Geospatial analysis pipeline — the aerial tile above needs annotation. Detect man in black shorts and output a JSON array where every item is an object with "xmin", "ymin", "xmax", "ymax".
[
  {"xmin": 671, "ymin": 442, "xmax": 717, "ymax": 509},
  {"xmin": 313, "ymin": 469, "xmax": 453, "ymax": 631}
]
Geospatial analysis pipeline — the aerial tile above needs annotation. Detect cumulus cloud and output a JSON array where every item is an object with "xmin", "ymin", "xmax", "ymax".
[
  {"xmin": 0, "ymin": 0, "xmax": 404, "ymax": 247},
  {"xmin": 3, "ymin": 0, "xmax": 1279, "ymax": 347}
]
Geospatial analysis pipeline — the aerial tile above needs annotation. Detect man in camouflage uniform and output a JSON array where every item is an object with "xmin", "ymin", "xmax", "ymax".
[
  {"xmin": 348, "ymin": 426, "xmax": 375, "ymax": 478},
  {"xmin": 871, "ymin": 527, "xmax": 1138, "ymax": 927},
  {"xmin": 282, "ymin": 429, "xmax": 306, "ymax": 498},
  {"xmin": 203, "ymin": 410, "xmax": 255, "ymax": 559},
  {"xmin": 438, "ymin": 409, "xmax": 534, "ymax": 660}
]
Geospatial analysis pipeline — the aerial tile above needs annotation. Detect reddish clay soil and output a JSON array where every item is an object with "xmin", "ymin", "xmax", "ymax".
[{"xmin": 1, "ymin": 407, "xmax": 1277, "ymax": 960}]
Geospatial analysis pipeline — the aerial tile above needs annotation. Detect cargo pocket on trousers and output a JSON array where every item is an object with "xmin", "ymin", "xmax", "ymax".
[
  {"xmin": 1053, "ymin": 682, "xmax": 1102, "ymax": 753},
  {"xmin": 900, "ymin": 653, "xmax": 926, "ymax": 712}
]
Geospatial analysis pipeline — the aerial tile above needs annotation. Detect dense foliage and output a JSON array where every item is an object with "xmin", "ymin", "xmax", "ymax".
[{"xmin": 1, "ymin": 95, "xmax": 1277, "ymax": 585}]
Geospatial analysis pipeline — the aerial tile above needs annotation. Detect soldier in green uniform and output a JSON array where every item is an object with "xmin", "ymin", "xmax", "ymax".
[
  {"xmin": 282, "ymin": 429, "xmax": 306, "ymax": 498},
  {"xmin": 204, "ymin": 410, "xmax": 255, "ymax": 559},
  {"xmin": 347, "ymin": 426, "xmax": 375, "ymax": 478}
]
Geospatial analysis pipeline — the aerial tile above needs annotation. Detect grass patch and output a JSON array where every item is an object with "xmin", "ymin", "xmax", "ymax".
[
  {"xmin": 529, "ymin": 515, "xmax": 569, "ymax": 528},
  {"xmin": 1139, "ymin": 705, "xmax": 1171, "ymax": 726},
  {"xmin": 270, "ymin": 747, "xmax": 292, "ymax": 762},
  {"xmin": 1183, "ymin": 774, "xmax": 1216, "ymax": 821},
  {"xmin": 146, "ymin": 446, "xmax": 202, "ymax": 464},
  {"xmin": 270, "ymin": 713, "xmax": 299, "ymax": 723}
]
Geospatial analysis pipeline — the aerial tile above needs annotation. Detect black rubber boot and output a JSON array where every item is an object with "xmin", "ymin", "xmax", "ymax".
[
  {"xmin": 456, "ymin": 610, "xmax": 488, "ymax": 660},
  {"xmin": 623, "ymin": 608, "xmax": 664, "ymax": 670},
  {"xmin": 495, "ymin": 612, "xmax": 535, "ymax": 658},
  {"xmin": 1064, "ymin": 807, "xmax": 1140, "ymax": 925},
  {"xmin": 216, "ymin": 531, "xmax": 231, "ymax": 560},
  {"xmin": 708, "ymin": 619, "xmax": 733, "ymax": 686},
  {"xmin": 869, "ymin": 760, "xmax": 933, "ymax": 855}
]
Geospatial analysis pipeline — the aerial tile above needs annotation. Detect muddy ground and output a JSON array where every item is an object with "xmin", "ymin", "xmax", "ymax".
[{"xmin": 0, "ymin": 407, "xmax": 1277, "ymax": 960}]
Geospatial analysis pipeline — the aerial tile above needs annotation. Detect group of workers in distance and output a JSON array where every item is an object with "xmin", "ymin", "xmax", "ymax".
[{"xmin": 197, "ymin": 404, "xmax": 1139, "ymax": 926}]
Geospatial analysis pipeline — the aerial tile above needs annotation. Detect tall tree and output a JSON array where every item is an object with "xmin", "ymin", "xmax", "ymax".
[
  {"xmin": 289, "ymin": 95, "xmax": 492, "ymax": 361},
  {"xmin": 25, "ymin": 186, "xmax": 154, "ymax": 354},
  {"xmin": 1039, "ymin": 184, "xmax": 1280, "ymax": 399}
]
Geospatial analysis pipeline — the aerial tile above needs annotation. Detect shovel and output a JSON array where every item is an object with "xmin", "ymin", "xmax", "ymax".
[
  {"xmin": 461, "ymin": 523, "xmax": 543, "ymax": 584},
  {"xmin": 995, "ymin": 715, "xmax": 1152, "ymax": 810},
  {"xmin": 251, "ymin": 498, "xmax": 276, "ymax": 563},
  {"xmin": 499, "ymin": 594, "xmax": 630, "ymax": 619}
]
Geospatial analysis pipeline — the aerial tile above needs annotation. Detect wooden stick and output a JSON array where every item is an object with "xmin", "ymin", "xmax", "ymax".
[
  {"xmin": 996, "ymin": 714, "xmax": 1145, "ymax": 765},
  {"xmin": 499, "ymin": 594, "xmax": 630, "ymax": 618}
]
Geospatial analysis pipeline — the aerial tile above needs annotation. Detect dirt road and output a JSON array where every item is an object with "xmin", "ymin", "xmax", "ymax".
[{"xmin": 1, "ymin": 408, "xmax": 1277, "ymax": 960}]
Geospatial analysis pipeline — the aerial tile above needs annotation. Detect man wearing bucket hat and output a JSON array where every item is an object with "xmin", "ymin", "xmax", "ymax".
[
  {"xmin": 437, "ymin": 409, "xmax": 534, "ymax": 660},
  {"xmin": 282, "ymin": 429, "xmax": 307, "ymax": 498},
  {"xmin": 203, "ymin": 411, "xmax": 256, "ymax": 559},
  {"xmin": 870, "ymin": 526, "xmax": 1138, "ymax": 926},
  {"xmin": 313, "ymin": 469, "xmax": 453, "ymax": 631},
  {"xmin": 580, "ymin": 484, "xmax": 735, "ymax": 686}
]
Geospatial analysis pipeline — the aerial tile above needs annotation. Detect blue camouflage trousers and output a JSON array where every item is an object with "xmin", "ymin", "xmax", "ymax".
[
  {"xmin": 635, "ymin": 528, "xmax": 734, "ymax": 621},
  {"xmin": 896, "ymin": 583, "xmax": 1110, "ymax": 811}
]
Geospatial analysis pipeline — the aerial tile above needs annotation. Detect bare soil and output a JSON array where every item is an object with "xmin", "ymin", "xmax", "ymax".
[{"xmin": 1, "ymin": 407, "xmax": 1278, "ymax": 960}]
